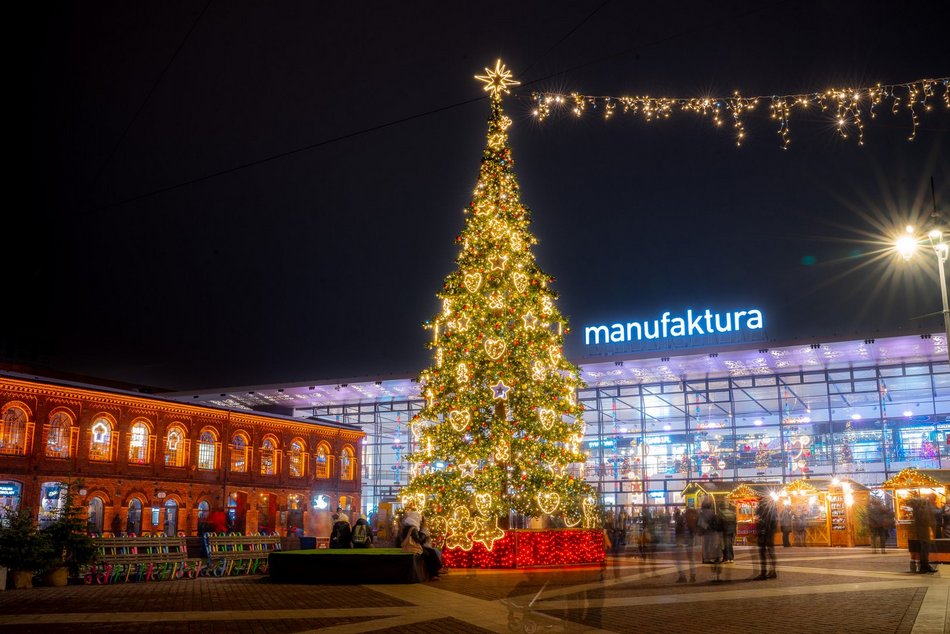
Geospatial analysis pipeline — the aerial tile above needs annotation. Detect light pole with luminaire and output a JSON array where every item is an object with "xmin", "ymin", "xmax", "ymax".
[{"xmin": 897, "ymin": 225, "xmax": 950, "ymax": 365}]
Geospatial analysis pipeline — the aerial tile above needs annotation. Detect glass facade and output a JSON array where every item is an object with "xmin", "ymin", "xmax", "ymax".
[{"xmin": 311, "ymin": 358, "xmax": 950, "ymax": 515}]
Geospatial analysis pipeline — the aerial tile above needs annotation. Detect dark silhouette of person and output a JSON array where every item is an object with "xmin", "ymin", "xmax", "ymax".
[{"xmin": 755, "ymin": 497, "xmax": 777, "ymax": 579}]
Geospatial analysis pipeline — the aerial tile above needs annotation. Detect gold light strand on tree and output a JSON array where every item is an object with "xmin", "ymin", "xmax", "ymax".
[{"xmin": 530, "ymin": 77, "xmax": 949, "ymax": 148}]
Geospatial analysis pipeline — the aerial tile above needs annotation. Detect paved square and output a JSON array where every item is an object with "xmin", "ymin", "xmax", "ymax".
[{"xmin": 1, "ymin": 547, "xmax": 947, "ymax": 633}]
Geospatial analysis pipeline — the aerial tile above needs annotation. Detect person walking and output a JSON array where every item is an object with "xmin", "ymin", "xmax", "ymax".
[
  {"xmin": 780, "ymin": 506, "xmax": 792, "ymax": 547},
  {"xmin": 673, "ymin": 508, "xmax": 696, "ymax": 583},
  {"xmin": 698, "ymin": 496, "xmax": 723, "ymax": 581},
  {"xmin": 755, "ymin": 497, "xmax": 777, "ymax": 579},
  {"xmin": 110, "ymin": 512, "xmax": 122, "ymax": 537},
  {"xmin": 719, "ymin": 502, "xmax": 737, "ymax": 563},
  {"xmin": 910, "ymin": 495, "xmax": 937, "ymax": 574},
  {"xmin": 793, "ymin": 511, "xmax": 807, "ymax": 547}
]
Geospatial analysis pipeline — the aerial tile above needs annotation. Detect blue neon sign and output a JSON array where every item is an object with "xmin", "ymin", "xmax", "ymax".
[{"xmin": 584, "ymin": 308, "xmax": 764, "ymax": 345}]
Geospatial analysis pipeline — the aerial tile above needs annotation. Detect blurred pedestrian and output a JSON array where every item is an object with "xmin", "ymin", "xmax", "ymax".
[
  {"xmin": 943, "ymin": 502, "xmax": 950, "ymax": 538},
  {"xmin": 673, "ymin": 508, "xmax": 696, "ymax": 583},
  {"xmin": 719, "ymin": 502, "xmax": 737, "ymax": 563},
  {"xmin": 755, "ymin": 497, "xmax": 777, "ymax": 579},
  {"xmin": 780, "ymin": 505, "xmax": 792, "ymax": 547},
  {"xmin": 868, "ymin": 497, "xmax": 890, "ymax": 553},
  {"xmin": 698, "ymin": 496, "xmax": 723, "ymax": 581},
  {"xmin": 910, "ymin": 495, "xmax": 937, "ymax": 573},
  {"xmin": 793, "ymin": 511, "xmax": 807, "ymax": 547}
]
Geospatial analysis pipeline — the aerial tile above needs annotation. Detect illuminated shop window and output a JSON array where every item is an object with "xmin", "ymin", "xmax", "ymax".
[
  {"xmin": 0, "ymin": 480, "xmax": 23, "ymax": 525},
  {"xmin": 89, "ymin": 417, "xmax": 113, "ymax": 461},
  {"xmin": 341, "ymin": 446, "xmax": 355, "ymax": 481},
  {"xmin": 230, "ymin": 433, "xmax": 249, "ymax": 472},
  {"xmin": 288, "ymin": 439, "xmax": 305, "ymax": 478},
  {"xmin": 0, "ymin": 405, "xmax": 29, "ymax": 456},
  {"xmin": 165, "ymin": 426, "xmax": 186, "ymax": 467},
  {"xmin": 315, "ymin": 443, "xmax": 330, "ymax": 479},
  {"xmin": 46, "ymin": 411, "xmax": 73, "ymax": 458},
  {"xmin": 38, "ymin": 481, "xmax": 67, "ymax": 529},
  {"xmin": 128, "ymin": 421, "xmax": 150, "ymax": 464},
  {"xmin": 260, "ymin": 436, "xmax": 278, "ymax": 476},
  {"xmin": 197, "ymin": 429, "xmax": 218, "ymax": 470}
]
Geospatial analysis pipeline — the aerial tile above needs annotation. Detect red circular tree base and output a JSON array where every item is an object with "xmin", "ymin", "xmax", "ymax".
[{"xmin": 441, "ymin": 529, "xmax": 606, "ymax": 568}]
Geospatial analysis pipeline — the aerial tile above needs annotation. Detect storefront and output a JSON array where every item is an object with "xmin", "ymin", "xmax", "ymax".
[
  {"xmin": 880, "ymin": 468, "xmax": 949, "ymax": 548},
  {"xmin": 774, "ymin": 479, "xmax": 870, "ymax": 547}
]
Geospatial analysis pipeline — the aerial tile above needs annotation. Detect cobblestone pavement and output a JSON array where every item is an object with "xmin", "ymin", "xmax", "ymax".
[{"xmin": 0, "ymin": 547, "xmax": 947, "ymax": 633}]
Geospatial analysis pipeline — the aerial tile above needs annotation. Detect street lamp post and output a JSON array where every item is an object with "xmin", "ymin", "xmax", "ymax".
[{"xmin": 897, "ymin": 226, "xmax": 950, "ymax": 365}]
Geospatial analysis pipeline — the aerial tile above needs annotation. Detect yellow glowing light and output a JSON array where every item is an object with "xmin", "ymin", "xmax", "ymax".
[
  {"xmin": 522, "ymin": 311, "xmax": 539, "ymax": 329},
  {"xmin": 490, "ymin": 254, "xmax": 508, "ymax": 271},
  {"xmin": 484, "ymin": 337, "xmax": 507, "ymax": 359},
  {"xmin": 457, "ymin": 362, "xmax": 469, "ymax": 384},
  {"xmin": 490, "ymin": 379, "xmax": 511, "ymax": 400},
  {"xmin": 475, "ymin": 59, "xmax": 520, "ymax": 99},
  {"xmin": 475, "ymin": 492, "xmax": 492, "ymax": 516},
  {"xmin": 537, "ymin": 491, "xmax": 560, "ymax": 514},
  {"xmin": 448, "ymin": 409, "xmax": 472, "ymax": 432},
  {"xmin": 512, "ymin": 271, "xmax": 528, "ymax": 293},
  {"xmin": 532, "ymin": 361, "xmax": 546, "ymax": 381},
  {"xmin": 458, "ymin": 458, "xmax": 477, "ymax": 477},
  {"xmin": 539, "ymin": 408, "xmax": 557, "ymax": 430},
  {"xmin": 471, "ymin": 514, "xmax": 506, "ymax": 551},
  {"xmin": 464, "ymin": 272, "xmax": 483, "ymax": 293},
  {"xmin": 494, "ymin": 440, "xmax": 510, "ymax": 462}
]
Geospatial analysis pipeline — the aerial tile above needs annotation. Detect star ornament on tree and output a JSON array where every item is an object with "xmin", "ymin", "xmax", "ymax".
[
  {"xmin": 475, "ymin": 59, "xmax": 520, "ymax": 100},
  {"xmin": 491, "ymin": 379, "xmax": 512, "ymax": 400}
]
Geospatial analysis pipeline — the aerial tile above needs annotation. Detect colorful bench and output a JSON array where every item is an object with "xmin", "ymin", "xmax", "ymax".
[
  {"xmin": 204, "ymin": 532, "xmax": 282, "ymax": 576},
  {"xmin": 85, "ymin": 535, "xmax": 202, "ymax": 583}
]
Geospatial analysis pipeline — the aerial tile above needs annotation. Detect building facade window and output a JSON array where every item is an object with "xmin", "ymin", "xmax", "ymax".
[
  {"xmin": 128, "ymin": 420, "xmax": 151, "ymax": 464},
  {"xmin": 197, "ymin": 429, "xmax": 218, "ymax": 470},
  {"xmin": 46, "ymin": 411, "xmax": 73, "ymax": 458},
  {"xmin": 38, "ymin": 481, "xmax": 67, "ymax": 529},
  {"xmin": 315, "ymin": 443, "xmax": 330, "ymax": 479},
  {"xmin": 0, "ymin": 404, "xmax": 29, "ymax": 456},
  {"xmin": 89, "ymin": 417, "xmax": 113, "ymax": 461},
  {"xmin": 165, "ymin": 425, "xmax": 186, "ymax": 467},
  {"xmin": 87, "ymin": 496, "xmax": 104, "ymax": 534},
  {"xmin": 164, "ymin": 499, "xmax": 178, "ymax": 536},
  {"xmin": 260, "ymin": 436, "xmax": 278, "ymax": 476},
  {"xmin": 127, "ymin": 498, "xmax": 143, "ymax": 535},
  {"xmin": 230, "ymin": 433, "xmax": 249, "ymax": 472},
  {"xmin": 341, "ymin": 446, "xmax": 355, "ymax": 481},
  {"xmin": 288, "ymin": 439, "xmax": 305, "ymax": 478}
]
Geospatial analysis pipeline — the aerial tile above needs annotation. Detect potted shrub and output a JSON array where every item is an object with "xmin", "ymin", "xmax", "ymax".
[
  {"xmin": 39, "ymin": 483, "xmax": 96, "ymax": 586},
  {"xmin": 0, "ymin": 507, "xmax": 52, "ymax": 589}
]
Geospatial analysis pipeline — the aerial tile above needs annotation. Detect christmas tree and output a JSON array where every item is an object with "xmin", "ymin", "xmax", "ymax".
[
  {"xmin": 401, "ymin": 61, "xmax": 598, "ymax": 551},
  {"xmin": 838, "ymin": 420, "xmax": 854, "ymax": 466}
]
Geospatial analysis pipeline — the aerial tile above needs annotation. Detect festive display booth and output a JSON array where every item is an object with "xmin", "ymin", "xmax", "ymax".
[
  {"xmin": 775, "ymin": 479, "xmax": 870, "ymax": 547},
  {"xmin": 727, "ymin": 483, "xmax": 772, "ymax": 545},
  {"xmin": 880, "ymin": 468, "xmax": 950, "ymax": 549},
  {"xmin": 681, "ymin": 480, "xmax": 741, "ymax": 511},
  {"xmin": 440, "ymin": 528, "xmax": 605, "ymax": 569}
]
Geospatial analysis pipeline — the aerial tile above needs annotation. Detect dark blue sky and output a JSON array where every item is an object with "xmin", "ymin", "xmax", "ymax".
[{"xmin": 21, "ymin": 1, "xmax": 949, "ymax": 389}]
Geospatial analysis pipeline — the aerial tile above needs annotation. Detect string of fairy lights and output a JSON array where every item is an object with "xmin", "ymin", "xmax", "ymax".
[{"xmin": 523, "ymin": 77, "xmax": 949, "ymax": 148}]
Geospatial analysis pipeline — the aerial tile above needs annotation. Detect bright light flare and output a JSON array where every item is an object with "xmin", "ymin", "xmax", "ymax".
[{"xmin": 896, "ymin": 233, "xmax": 919, "ymax": 261}]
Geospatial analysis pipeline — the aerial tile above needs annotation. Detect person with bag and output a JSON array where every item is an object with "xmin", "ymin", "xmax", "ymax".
[
  {"xmin": 329, "ymin": 513, "xmax": 352, "ymax": 549},
  {"xmin": 755, "ymin": 497, "xmax": 778, "ymax": 580},
  {"xmin": 351, "ymin": 515, "xmax": 373, "ymax": 548},
  {"xmin": 719, "ymin": 502, "xmax": 737, "ymax": 563}
]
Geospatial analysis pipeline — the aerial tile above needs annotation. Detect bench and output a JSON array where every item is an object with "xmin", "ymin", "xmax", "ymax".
[
  {"xmin": 267, "ymin": 548, "xmax": 428, "ymax": 584},
  {"xmin": 85, "ymin": 535, "xmax": 203, "ymax": 584},
  {"xmin": 204, "ymin": 532, "xmax": 282, "ymax": 576},
  {"xmin": 908, "ymin": 538, "xmax": 950, "ymax": 565}
]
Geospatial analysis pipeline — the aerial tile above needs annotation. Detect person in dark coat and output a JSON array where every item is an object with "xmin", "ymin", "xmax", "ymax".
[
  {"xmin": 329, "ymin": 513, "xmax": 352, "ymax": 548},
  {"xmin": 910, "ymin": 495, "xmax": 937, "ymax": 573},
  {"xmin": 755, "ymin": 497, "xmax": 778, "ymax": 579},
  {"xmin": 719, "ymin": 502, "xmax": 738, "ymax": 563},
  {"xmin": 780, "ymin": 506, "xmax": 792, "ymax": 547}
]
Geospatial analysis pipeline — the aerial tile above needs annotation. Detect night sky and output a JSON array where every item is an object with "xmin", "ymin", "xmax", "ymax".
[{"xmin": 21, "ymin": 1, "xmax": 949, "ymax": 390}]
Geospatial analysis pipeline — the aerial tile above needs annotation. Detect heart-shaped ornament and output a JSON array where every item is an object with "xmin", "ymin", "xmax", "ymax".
[
  {"xmin": 484, "ymin": 337, "xmax": 507, "ymax": 360},
  {"xmin": 512, "ymin": 272, "xmax": 528, "ymax": 293},
  {"xmin": 537, "ymin": 491, "xmax": 560, "ymax": 515},
  {"xmin": 475, "ymin": 493, "xmax": 492, "ymax": 516},
  {"xmin": 539, "ymin": 408, "xmax": 557, "ymax": 430},
  {"xmin": 448, "ymin": 410, "xmax": 472, "ymax": 432},
  {"xmin": 464, "ymin": 272, "xmax": 482, "ymax": 293}
]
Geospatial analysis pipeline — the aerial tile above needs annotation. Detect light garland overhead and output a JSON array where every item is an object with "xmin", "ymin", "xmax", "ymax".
[{"xmin": 529, "ymin": 77, "xmax": 949, "ymax": 148}]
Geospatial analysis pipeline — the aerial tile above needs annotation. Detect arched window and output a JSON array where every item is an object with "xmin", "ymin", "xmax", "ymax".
[
  {"xmin": 315, "ymin": 443, "xmax": 331, "ymax": 479},
  {"xmin": 127, "ymin": 498, "xmax": 143, "ymax": 535},
  {"xmin": 260, "ymin": 436, "xmax": 279, "ymax": 476},
  {"xmin": 164, "ymin": 499, "xmax": 178, "ymax": 536},
  {"xmin": 165, "ymin": 425, "xmax": 187, "ymax": 467},
  {"xmin": 288, "ymin": 438, "xmax": 306, "ymax": 478},
  {"xmin": 89, "ymin": 416, "xmax": 113, "ymax": 461},
  {"xmin": 87, "ymin": 496, "xmax": 104, "ymax": 534},
  {"xmin": 229, "ymin": 432, "xmax": 249, "ymax": 472},
  {"xmin": 46, "ymin": 411, "xmax": 73, "ymax": 458},
  {"xmin": 198, "ymin": 500, "xmax": 210, "ymax": 521},
  {"xmin": 0, "ymin": 404, "xmax": 29, "ymax": 456},
  {"xmin": 340, "ymin": 446, "xmax": 355, "ymax": 481},
  {"xmin": 128, "ymin": 420, "xmax": 151, "ymax": 464},
  {"xmin": 197, "ymin": 428, "xmax": 218, "ymax": 470}
]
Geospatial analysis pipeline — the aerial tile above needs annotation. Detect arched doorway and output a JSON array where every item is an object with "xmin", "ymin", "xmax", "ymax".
[
  {"xmin": 164, "ymin": 499, "xmax": 179, "ymax": 536},
  {"xmin": 287, "ymin": 494, "xmax": 304, "ymax": 536},
  {"xmin": 127, "ymin": 498, "xmax": 143, "ymax": 535},
  {"xmin": 227, "ymin": 492, "xmax": 247, "ymax": 533},
  {"xmin": 197, "ymin": 500, "xmax": 211, "ymax": 534},
  {"xmin": 87, "ymin": 496, "xmax": 104, "ymax": 534},
  {"xmin": 258, "ymin": 493, "xmax": 277, "ymax": 534}
]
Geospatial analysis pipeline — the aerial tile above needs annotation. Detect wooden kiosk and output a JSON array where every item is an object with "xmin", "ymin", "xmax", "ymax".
[
  {"xmin": 776, "ymin": 479, "xmax": 870, "ymax": 547},
  {"xmin": 727, "ymin": 483, "xmax": 771, "ymax": 545},
  {"xmin": 681, "ymin": 480, "xmax": 742, "ymax": 511},
  {"xmin": 879, "ymin": 468, "xmax": 949, "ymax": 549}
]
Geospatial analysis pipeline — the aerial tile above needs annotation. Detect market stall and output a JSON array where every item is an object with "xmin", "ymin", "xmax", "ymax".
[
  {"xmin": 879, "ymin": 468, "xmax": 950, "ymax": 549},
  {"xmin": 775, "ymin": 478, "xmax": 870, "ymax": 547},
  {"xmin": 680, "ymin": 480, "xmax": 741, "ymax": 511},
  {"xmin": 727, "ymin": 483, "xmax": 770, "ymax": 545}
]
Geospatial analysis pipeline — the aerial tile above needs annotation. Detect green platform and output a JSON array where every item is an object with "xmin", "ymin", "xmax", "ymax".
[{"xmin": 267, "ymin": 548, "xmax": 428, "ymax": 584}]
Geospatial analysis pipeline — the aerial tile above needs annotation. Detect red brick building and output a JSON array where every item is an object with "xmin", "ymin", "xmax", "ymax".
[{"xmin": 0, "ymin": 373, "xmax": 364, "ymax": 537}]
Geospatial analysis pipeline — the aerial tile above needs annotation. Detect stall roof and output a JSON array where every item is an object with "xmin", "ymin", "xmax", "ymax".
[{"xmin": 880, "ymin": 468, "xmax": 950, "ymax": 489}]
